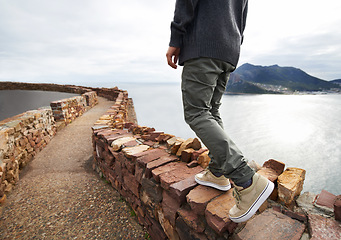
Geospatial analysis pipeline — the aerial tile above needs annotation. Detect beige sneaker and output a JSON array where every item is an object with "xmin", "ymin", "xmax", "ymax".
[
  {"xmin": 195, "ymin": 169, "xmax": 231, "ymax": 191},
  {"xmin": 229, "ymin": 173, "xmax": 274, "ymax": 223}
]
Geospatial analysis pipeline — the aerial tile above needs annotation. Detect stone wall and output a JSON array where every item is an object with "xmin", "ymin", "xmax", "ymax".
[
  {"xmin": 91, "ymin": 88, "xmax": 341, "ymax": 240},
  {"xmin": 49, "ymin": 91, "xmax": 98, "ymax": 130},
  {"xmin": 0, "ymin": 82, "xmax": 339, "ymax": 239},
  {"xmin": 0, "ymin": 82, "xmax": 99, "ymax": 205},
  {"xmin": 0, "ymin": 81, "xmax": 91, "ymax": 94},
  {"xmin": 0, "ymin": 108, "xmax": 56, "ymax": 196}
]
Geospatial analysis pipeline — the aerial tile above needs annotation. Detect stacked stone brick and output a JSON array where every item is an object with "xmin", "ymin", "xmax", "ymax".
[
  {"xmin": 83, "ymin": 91, "xmax": 98, "ymax": 108},
  {"xmin": 92, "ymin": 88, "xmax": 341, "ymax": 240},
  {"xmin": 50, "ymin": 91, "xmax": 98, "ymax": 127},
  {"xmin": 1, "ymin": 82, "xmax": 339, "ymax": 239},
  {"xmin": 0, "ymin": 108, "xmax": 56, "ymax": 202},
  {"xmin": 50, "ymin": 96, "xmax": 87, "ymax": 124},
  {"xmin": 0, "ymin": 83, "xmax": 100, "ymax": 207},
  {"xmin": 94, "ymin": 87, "xmax": 121, "ymax": 101}
]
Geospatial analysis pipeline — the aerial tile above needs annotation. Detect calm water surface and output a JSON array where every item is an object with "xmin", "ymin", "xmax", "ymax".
[
  {"xmin": 116, "ymin": 83, "xmax": 341, "ymax": 195},
  {"xmin": 1, "ymin": 85, "xmax": 340, "ymax": 195},
  {"xmin": 0, "ymin": 90, "xmax": 79, "ymax": 121}
]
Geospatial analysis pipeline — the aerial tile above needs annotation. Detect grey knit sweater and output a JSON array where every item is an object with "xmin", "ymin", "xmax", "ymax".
[{"xmin": 169, "ymin": 0, "xmax": 248, "ymax": 67}]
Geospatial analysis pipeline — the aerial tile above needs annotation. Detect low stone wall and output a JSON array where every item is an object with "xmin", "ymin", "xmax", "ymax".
[
  {"xmin": 0, "ymin": 81, "xmax": 92, "ymax": 94},
  {"xmin": 0, "ymin": 82, "xmax": 99, "ymax": 205},
  {"xmin": 50, "ymin": 91, "xmax": 98, "ymax": 126},
  {"xmin": 0, "ymin": 108, "xmax": 56, "ymax": 192},
  {"xmin": 92, "ymin": 88, "xmax": 341, "ymax": 240},
  {"xmin": 1, "ymin": 82, "xmax": 339, "ymax": 239},
  {"xmin": 83, "ymin": 91, "xmax": 98, "ymax": 108}
]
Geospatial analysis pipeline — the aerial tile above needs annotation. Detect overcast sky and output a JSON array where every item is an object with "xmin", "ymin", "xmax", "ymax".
[{"xmin": 0, "ymin": 0, "xmax": 340, "ymax": 87}]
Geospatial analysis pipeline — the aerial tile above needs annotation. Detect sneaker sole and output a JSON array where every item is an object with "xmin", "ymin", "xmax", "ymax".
[
  {"xmin": 229, "ymin": 180, "xmax": 274, "ymax": 223},
  {"xmin": 195, "ymin": 176, "xmax": 231, "ymax": 191}
]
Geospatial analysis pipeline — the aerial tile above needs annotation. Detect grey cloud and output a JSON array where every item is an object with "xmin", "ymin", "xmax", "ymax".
[
  {"xmin": 0, "ymin": 0, "xmax": 340, "ymax": 84},
  {"xmin": 241, "ymin": 30, "xmax": 341, "ymax": 80}
]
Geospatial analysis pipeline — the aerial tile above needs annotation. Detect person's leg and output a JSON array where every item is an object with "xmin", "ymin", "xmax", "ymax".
[
  {"xmin": 182, "ymin": 58, "xmax": 274, "ymax": 223},
  {"xmin": 207, "ymin": 71, "xmax": 227, "ymax": 177},
  {"xmin": 181, "ymin": 58, "xmax": 254, "ymax": 185},
  {"xmin": 209, "ymin": 71, "xmax": 228, "ymax": 129}
]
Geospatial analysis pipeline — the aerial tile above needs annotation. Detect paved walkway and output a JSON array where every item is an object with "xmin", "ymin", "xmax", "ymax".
[{"xmin": 0, "ymin": 97, "xmax": 146, "ymax": 239}]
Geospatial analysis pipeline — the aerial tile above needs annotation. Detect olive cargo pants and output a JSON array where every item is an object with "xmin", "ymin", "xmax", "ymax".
[{"xmin": 181, "ymin": 58, "xmax": 254, "ymax": 185}]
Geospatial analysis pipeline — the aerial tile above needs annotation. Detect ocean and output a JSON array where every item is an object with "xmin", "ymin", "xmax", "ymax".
[
  {"xmin": 0, "ymin": 90, "xmax": 79, "ymax": 121},
  {"xmin": 1, "ymin": 84, "xmax": 340, "ymax": 195},
  {"xmin": 116, "ymin": 82, "xmax": 341, "ymax": 195}
]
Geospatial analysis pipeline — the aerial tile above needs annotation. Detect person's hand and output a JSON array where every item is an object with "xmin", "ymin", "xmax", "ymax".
[{"xmin": 166, "ymin": 46, "xmax": 180, "ymax": 69}]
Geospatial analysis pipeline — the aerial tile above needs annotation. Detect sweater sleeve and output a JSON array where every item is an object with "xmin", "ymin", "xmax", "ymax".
[
  {"xmin": 241, "ymin": 0, "xmax": 248, "ymax": 45},
  {"xmin": 169, "ymin": 0, "xmax": 199, "ymax": 48}
]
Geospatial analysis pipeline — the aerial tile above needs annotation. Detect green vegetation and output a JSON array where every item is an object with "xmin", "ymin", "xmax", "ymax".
[
  {"xmin": 144, "ymin": 233, "xmax": 151, "ymax": 240},
  {"xmin": 130, "ymin": 209, "xmax": 137, "ymax": 217}
]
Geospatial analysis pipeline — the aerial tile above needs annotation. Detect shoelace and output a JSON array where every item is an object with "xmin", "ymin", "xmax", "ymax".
[
  {"xmin": 202, "ymin": 168, "xmax": 208, "ymax": 174},
  {"xmin": 203, "ymin": 168, "xmax": 211, "ymax": 176}
]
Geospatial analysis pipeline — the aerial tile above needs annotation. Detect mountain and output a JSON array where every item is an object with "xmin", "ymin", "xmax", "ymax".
[
  {"xmin": 226, "ymin": 63, "xmax": 341, "ymax": 94},
  {"xmin": 331, "ymin": 79, "xmax": 341, "ymax": 85},
  {"xmin": 227, "ymin": 73, "xmax": 279, "ymax": 94}
]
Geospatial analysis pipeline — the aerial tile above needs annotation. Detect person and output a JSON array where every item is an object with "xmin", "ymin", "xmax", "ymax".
[{"xmin": 166, "ymin": 0, "xmax": 274, "ymax": 223}]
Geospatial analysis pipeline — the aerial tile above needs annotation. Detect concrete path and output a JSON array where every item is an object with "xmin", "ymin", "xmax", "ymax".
[{"xmin": 0, "ymin": 97, "xmax": 146, "ymax": 239}]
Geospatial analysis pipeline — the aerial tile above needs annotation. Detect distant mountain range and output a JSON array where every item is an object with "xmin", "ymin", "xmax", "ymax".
[
  {"xmin": 226, "ymin": 63, "xmax": 341, "ymax": 94},
  {"xmin": 331, "ymin": 79, "xmax": 341, "ymax": 84}
]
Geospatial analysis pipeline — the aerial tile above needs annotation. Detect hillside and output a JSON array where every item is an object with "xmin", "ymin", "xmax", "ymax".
[
  {"xmin": 226, "ymin": 63, "xmax": 341, "ymax": 94},
  {"xmin": 331, "ymin": 79, "xmax": 341, "ymax": 85}
]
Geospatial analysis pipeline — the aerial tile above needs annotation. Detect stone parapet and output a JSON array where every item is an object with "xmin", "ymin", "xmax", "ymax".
[
  {"xmin": 0, "ymin": 107, "xmax": 56, "ymax": 196},
  {"xmin": 0, "ymin": 82, "xmax": 101, "ymax": 205},
  {"xmin": 1, "ymin": 82, "xmax": 339, "ymax": 239},
  {"xmin": 91, "ymin": 86, "xmax": 341, "ymax": 240},
  {"xmin": 83, "ymin": 91, "xmax": 98, "ymax": 107},
  {"xmin": 50, "ymin": 95, "xmax": 87, "ymax": 125}
]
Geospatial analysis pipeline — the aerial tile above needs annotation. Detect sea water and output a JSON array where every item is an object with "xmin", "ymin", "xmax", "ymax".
[
  {"xmin": 0, "ymin": 90, "xmax": 80, "ymax": 121},
  {"xmin": 117, "ymin": 82, "xmax": 341, "ymax": 195},
  {"xmin": 1, "ymin": 84, "xmax": 340, "ymax": 195}
]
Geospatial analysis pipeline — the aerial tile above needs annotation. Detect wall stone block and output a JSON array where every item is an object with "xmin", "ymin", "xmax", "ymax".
[
  {"xmin": 152, "ymin": 162, "xmax": 181, "ymax": 183},
  {"xmin": 134, "ymin": 148, "xmax": 170, "ymax": 168},
  {"xmin": 314, "ymin": 189, "xmax": 336, "ymax": 210},
  {"xmin": 180, "ymin": 148, "xmax": 195, "ymax": 163},
  {"xmin": 122, "ymin": 168, "xmax": 140, "ymax": 197},
  {"xmin": 147, "ymin": 215, "xmax": 168, "ymax": 240},
  {"xmin": 121, "ymin": 144, "xmax": 150, "ymax": 158},
  {"xmin": 178, "ymin": 207, "xmax": 205, "ymax": 233},
  {"xmin": 81, "ymin": 84, "xmax": 339, "ymax": 240},
  {"xmin": 236, "ymin": 209, "xmax": 305, "ymax": 240},
  {"xmin": 155, "ymin": 133, "xmax": 174, "ymax": 143},
  {"xmin": 278, "ymin": 167, "xmax": 306, "ymax": 206},
  {"xmin": 162, "ymin": 190, "xmax": 181, "ymax": 225},
  {"xmin": 334, "ymin": 195, "xmax": 341, "ymax": 221},
  {"xmin": 157, "ymin": 209, "xmax": 181, "ymax": 240},
  {"xmin": 176, "ymin": 138, "xmax": 201, "ymax": 156},
  {"xmin": 205, "ymin": 189, "xmax": 236, "ymax": 235},
  {"xmin": 111, "ymin": 136, "xmax": 136, "ymax": 151},
  {"xmin": 159, "ymin": 162, "xmax": 202, "ymax": 191},
  {"xmin": 197, "ymin": 151, "xmax": 211, "ymax": 169},
  {"xmin": 187, "ymin": 185, "xmax": 223, "ymax": 216},
  {"xmin": 308, "ymin": 214, "xmax": 341, "ymax": 240},
  {"xmin": 262, "ymin": 159, "xmax": 285, "ymax": 175},
  {"xmin": 141, "ymin": 177, "xmax": 163, "ymax": 203},
  {"xmin": 145, "ymin": 155, "xmax": 178, "ymax": 179},
  {"xmin": 169, "ymin": 176, "xmax": 198, "ymax": 204},
  {"xmin": 257, "ymin": 167, "xmax": 280, "ymax": 183}
]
